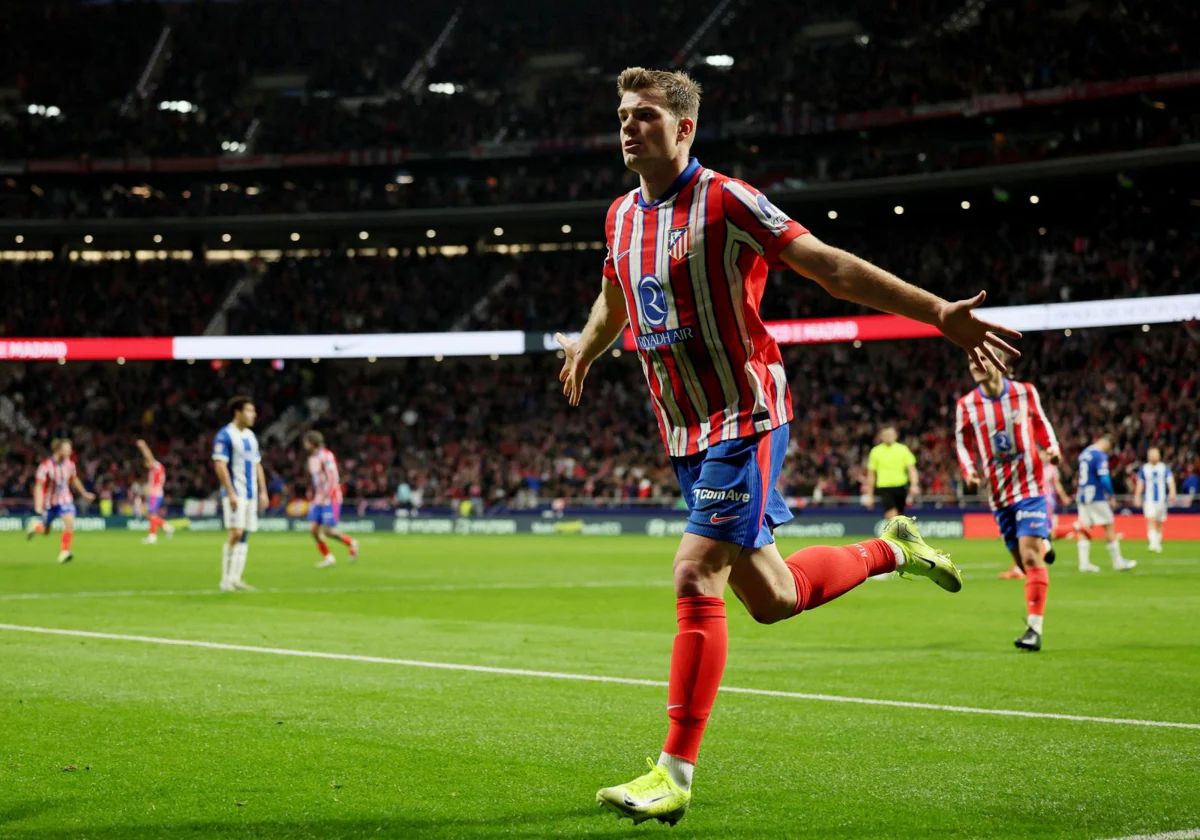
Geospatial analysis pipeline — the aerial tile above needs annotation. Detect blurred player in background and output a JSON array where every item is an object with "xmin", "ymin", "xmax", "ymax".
[
  {"xmin": 955, "ymin": 352, "xmax": 1059, "ymax": 651},
  {"xmin": 864, "ymin": 426, "xmax": 919, "ymax": 520},
  {"xmin": 999, "ymin": 458, "xmax": 1070, "ymax": 579},
  {"xmin": 25, "ymin": 438, "xmax": 95, "ymax": 563},
  {"xmin": 1134, "ymin": 447, "xmax": 1175, "ymax": 554},
  {"xmin": 302, "ymin": 431, "xmax": 358, "ymax": 568},
  {"xmin": 560, "ymin": 67, "xmax": 1017, "ymax": 826},
  {"xmin": 1074, "ymin": 436, "xmax": 1136, "ymax": 572},
  {"xmin": 137, "ymin": 439, "xmax": 175, "ymax": 544},
  {"xmin": 212, "ymin": 396, "xmax": 266, "ymax": 592}
]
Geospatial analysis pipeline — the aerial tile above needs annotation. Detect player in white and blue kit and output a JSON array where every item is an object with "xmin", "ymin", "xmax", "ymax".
[
  {"xmin": 211, "ymin": 396, "xmax": 267, "ymax": 592},
  {"xmin": 1074, "ymin": 436, "xmax": 1136, "ymax": 572},
  {"xmin": 1134, "ymin": 448, "xmax": 1176, "ymax": 553}
]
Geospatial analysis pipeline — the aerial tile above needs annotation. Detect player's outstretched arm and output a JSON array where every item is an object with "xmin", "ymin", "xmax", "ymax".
[
  {"xmin": 71, "ymin": 475, "xmax": 96, "ymax": 502},
  {"xmin": 556, "ymin": 279, "xmax": 629, "ymax": 407},
  {"xmin": 136, "ymin": 439, "xmax": 157, "ymax": 470},
  {"xmin": 781, "ymin": 234, "xmax": 1020, "ymax": 371}
]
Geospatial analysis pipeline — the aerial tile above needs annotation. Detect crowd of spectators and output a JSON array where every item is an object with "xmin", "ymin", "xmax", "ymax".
[
  {"xmin": 0, "ymin": 0, "xmax": 1193, "ymax": 160},
  {"xmin": 2, "ymin": 327, "xmax": 1197, "ymax": 514}
]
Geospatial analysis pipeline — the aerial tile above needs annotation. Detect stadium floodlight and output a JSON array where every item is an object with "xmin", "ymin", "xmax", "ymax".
[
  {"xmin": 290, "ymin": 232, "xmax": 300, "ymax": 242},
  {"xmin": 26, "ymin": 104, "xmax": 38, "ymax": 115},
  {"xmin": 222, "ymin": 234, "xmax": 232, "ymax": 243},
  {"xmin": 83, "ymin": 235, "xmax": 93, "ymax": 244},
  {"xmin": 14, "ymin": 235, "xmax": 23, "ymax": 244},
  {"xmin": 426, "ymin": 229, "xmax": 437, "ymax": 239},
  {"xmin": 704, "ymin": 55, "xmax": 735, "ymax": 67},
  {"xmin": 493, "ymin": 227, "xmax": 504, "ymax": 236},
  {"xmin": 893, "ymin": 206, "xmax": 904, "ymax": 215},
  {"xmin": 561, "ymin": 224, "xmax": 572, "ymax": 234},
  {"xmin": 427, "ymin": 82, "xmax": 459, "ymax": 95},
  {"xmin": 45, "ymin": 106, "xmax": 60, "ymax": 117},
  {"xmin": 856, "ymin": 34, "xmax": 871, "ymax": 46},
  {"xmin": 961, "ymin": 200, "xmax": 971, "ymax": 209},
  {"xmin": 153, "ymin": 234, "xmax": 162, "ymax": 243},
  {"xmin": 359, "ymin": 231, "xmax": 369, "ymax": 240},
  {"xmin": 1030, "ymin": 195, "xmax": 1040, "ymax": 204},
  {"xmin": 827, "ymin": 210, "xmax": 838, "ymax": 220}
]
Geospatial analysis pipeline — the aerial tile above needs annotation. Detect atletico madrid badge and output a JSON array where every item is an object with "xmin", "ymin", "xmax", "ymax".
[{"xmin": 668, "ymin": 227, "xmax": 690, "ymax": 261}]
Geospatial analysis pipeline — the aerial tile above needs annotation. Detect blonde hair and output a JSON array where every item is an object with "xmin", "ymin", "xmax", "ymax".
[{"xmin": 616, "ymin": 67, "xmax": 702, "ymax": 122}]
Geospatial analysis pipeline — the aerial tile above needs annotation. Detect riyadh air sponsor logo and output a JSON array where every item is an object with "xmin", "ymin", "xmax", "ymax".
[
  {"xmin": 639, "ymin": 275, "xmax": 669, "ymax": 327},
  {"xmin": 693, "ymin": 488, "xmax": 751, "ymax": 503},
  {"xmin": 636, "ymin": 327, "xmax": 695, "ymax": 350}
]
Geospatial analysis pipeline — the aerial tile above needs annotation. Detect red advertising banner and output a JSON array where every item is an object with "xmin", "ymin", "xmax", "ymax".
[
  {"xmin": 0, "ymin": 338, "xmax": 174, "ymax": 361},
  {"xmin": 963, "ymin": 512, "xmax": 1200, "ymax": 541}
]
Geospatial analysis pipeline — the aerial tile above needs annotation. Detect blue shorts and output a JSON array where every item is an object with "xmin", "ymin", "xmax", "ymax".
[
  {"xmin": 993, "ymin": 496, "xmax": 1050, "ymax": 551},
  {"xmin": 671, "ymin": 425, "xmax": 794, "ymax": 549},
  {"xmin": 146, "ymin": 496, "xmax": 163, "ymax": 515},
  {"xmin": 307, "ymin": 503, "xmax": 341, "ymax": 527},
  {"xmin": 43, "ymin": 503, "xmax": 76, "ymax": 526}
]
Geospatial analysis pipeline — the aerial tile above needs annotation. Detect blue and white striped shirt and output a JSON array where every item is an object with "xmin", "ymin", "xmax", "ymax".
[
  {"xmin": 1139, "ymin": 462, "xmax": 1173, "ymax": 505},
  {"xmin": 211, "ymin": 423, "xmax": 261, "ymax": 499}
]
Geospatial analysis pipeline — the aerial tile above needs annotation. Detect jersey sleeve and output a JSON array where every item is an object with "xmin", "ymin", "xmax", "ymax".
[
  {"xmin": 35, "ymin": 461, "xmax": 49, "ymax": 484},
  {"xmin": 903, "ymin": 446, "xmax": 917, "ymax": 468},
  {"xmin": 212, "ymin": 429, "xmax": 232, "ymax": 462},
  {"xmin": 1026, "ymin": 384, "xmax": 1059, "ymax": 453},
  {"xmin": 867, "ymin": 447, "xmax": 880, "ymax": 473},
  {"xmin": 249, "ymin": 433, "xmax": 262, "ymax": 463},
  {"xmin": 602, "ymin": 198, "xmax": 622, "ymax": 285},
  {"xmin": 720, "ymin": 180, "xmax": 809, "ymax": 267},
  {"xmin": 954, "ymin": 399, "xmax": 977, "ymax": 476}
]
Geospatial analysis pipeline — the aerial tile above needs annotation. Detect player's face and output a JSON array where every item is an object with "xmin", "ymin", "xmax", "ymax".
[
  {"xmin": 238, "ymin": 403, "xmax": 258, "ymax": 428},
  {"xmin": 967, "ymin": 355, "xmax": 1001, "ymax": 387},
  {"xmin": 303, "ymin": 439, "xmax": 314, "ymax": 453},
  {"xmin": 56, "ymin": 443, "xmax": 71, "ymax": 461},
  {"xmin": 617, "ymin": 90, "xmax": 686, "ymax": 172},
  {"xmin": 1148, "ymin": 448, "xmax": 1161, "ymax": 463},
  {"xmin": 880, "ymin": 427, "xmax": 898, "ymax": 444}
]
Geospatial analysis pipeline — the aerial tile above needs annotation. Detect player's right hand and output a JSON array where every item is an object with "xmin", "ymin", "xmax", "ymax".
[
  {"xmin": 555, "ymin": 332, "xmax": 592, "ymax": 407},
  {"xmin": 228, "ymin": 496, "xmax": 239, "ymax": 511}
]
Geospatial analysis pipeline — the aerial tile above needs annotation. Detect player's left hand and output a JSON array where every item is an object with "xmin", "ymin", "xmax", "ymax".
[
  {"xmin": 1047, "ymin": 449, "xmax": 1061, "ymax": 465},
  {"xmin": 258, "ymin": 497, "xmax": 269, "ymax": 513},
  {"xmin": 937, "ymin": 291, "xmax": 1021, "ymax": 372},
  {"xmin": 83, "ymin": 492, "xmax": 97, "ymax": 502}
]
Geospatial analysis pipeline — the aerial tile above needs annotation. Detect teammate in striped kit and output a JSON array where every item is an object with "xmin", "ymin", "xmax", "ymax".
[
  {"xmin": 212, "ymin": 396, "xmax": 267, "ymax": 592},
  {"xmin": 955, "ymin": 353, "xmax": 1060, "ymax": 651},
  {"xmin": 25, "ymin": 438, "xmax": 95, "ymax": 563},
  {"xmin": 1074, "ymin": 436, "xmax": 1136, "ymax": 572},
  {"xmin": 1135, "ymin": 448, "xmax": 1176, "ymax": 553},
  {"xmin": 303, "ymin": 431, "xmax": 359, "ymax": 568},
  {"xmin": 557, "ymin": 67, "xmax": 1020, "ymax": 826},
  {"xmin": 137, "ymin": 439, "xmax": 175, "ymax": 544}
]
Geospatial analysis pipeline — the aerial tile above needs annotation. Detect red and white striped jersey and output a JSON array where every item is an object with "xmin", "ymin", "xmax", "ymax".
[
  {"xmin": 147, "ymin": 461, "xmax": 166, "ymax": 497},
  {"xmin": 307, "ymin": 447, "xmax": 343, "ymax": 505},
  {"xmin": 955, "ymin": 379, "xmax": 1060, "ymax": 509},
  {"xmin": 603, "ymin": 158, "xmax": 808, "ymax": 457},
  {"xmin": 1043, "ymin": 463, "xmax": 1060, "ymax": 496},
  {"xmin": 36, "ymin": 457, "xmax": 77, "ymax": 507}
]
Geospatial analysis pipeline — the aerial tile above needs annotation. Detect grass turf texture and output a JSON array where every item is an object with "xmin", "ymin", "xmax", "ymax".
[{"xmin": 1, "ymin": 532, "xmax": 1198, "ymax": 839}]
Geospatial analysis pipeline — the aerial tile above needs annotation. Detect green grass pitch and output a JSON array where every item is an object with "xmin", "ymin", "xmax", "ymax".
[{"xmin": 2, "ymin": 531, "xmax": 1198, "ymax": 839}]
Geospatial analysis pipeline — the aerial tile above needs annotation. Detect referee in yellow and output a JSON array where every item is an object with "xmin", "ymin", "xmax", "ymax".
[{"xmin": 864, "ymin": 426, "xmax": 920, "ymax": 520}]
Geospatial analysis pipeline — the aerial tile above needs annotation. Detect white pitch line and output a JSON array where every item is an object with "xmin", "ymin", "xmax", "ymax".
[
  {"xmin": 0, "ymin": 579, "xmax": 673, "ymax": 602},
  {"xmin": 1096, "ymin": 830, "xmax": 1200, "ymax": 840},
  {"xmin": 1, "ymin": 623, "xmax": 1198, "ymax": 732}
]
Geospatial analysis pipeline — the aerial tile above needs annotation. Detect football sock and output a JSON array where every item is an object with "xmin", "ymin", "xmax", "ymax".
[
  {"xmin": 662, "ymin": 595, "xmax": 727, "ymax": 766},
  {"xmin": 657, "ymin": 752, "xmax": 694, "ymax": 791},
  {"xmin": 785, "ymin": 540, "xmax": 897, "ymax": 614},
  {"xmin": 1024, "ymin": 567, "xmax": 1048, "ymax": 634},
  {"xmin": 232, "ymin": 544, "xmax": 248, "ymax": 581},
  {"xmin": 221, "ymin": 544, "xmax": 232, "ymax": 583},
  {"xmin": 1077, "ymin": 536, "xmax": 1092, "ymax": 567},
  {"xmin": 148, "ymin": 515, "xmax": 163, "ymax": 536},
  {"xmin": 33, "ymin": 523, "xmax": 46, "ymax": 535},
  {"xmin": 317, "ymin": 540, "xmax": 330, "ymax": 558},
  {"xmin": 61, "ymin": 531, "xmax": 73, "ymax": 552},
  {"xmin": 1106, "ymin": 540, "xmax": 1124, "ymax": 566},
  {"xmin": 334, "ymin": 533, "xmax": 354, "ymax": 546}
]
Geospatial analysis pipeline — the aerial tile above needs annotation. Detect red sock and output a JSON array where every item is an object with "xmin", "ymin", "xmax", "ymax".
[
  {"xmin": 34, "ymin": 523, "xmax": 46, "ymax": 535},
  {"xmin": 1052, "ymin": 523, "xmax": 1074, "ymax": 540},
  {"xmin": 785, "ymin": 539, "xmax": 897, "ymax": 614},
  {"xmin": 335, "ymin": 533, "xmax": 353, "ymax": 546},
  {"xmin": 61, "ymin": 531, "xmax": 73, "ymax": 552},
  {"xmin": 149, "ymin": 515, "xmax": 163, "ymax": 536},
  {"xmin": 1024, "ymin": 566, "xmax": 1049, "ymax": 616},
  {"xmin": 662, "ymin": 595, "xmax": 727, "ymax": 765},
  {"xmin": 317, "ymin": 540, "xmax": 330, "ymax": 557}
]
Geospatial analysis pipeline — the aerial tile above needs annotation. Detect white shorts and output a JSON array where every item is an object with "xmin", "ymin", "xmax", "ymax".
[
  {"xmin": 221, "ymin": 496, "xmax": 259, "ymax": 533},
  {"xmin": 1077, "ymin": 501, "xmax": 1114, "ymax": 528},
  {"xmin": 1143, "ymin": 501, "xmax": 1168, "ymax": 522}
]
